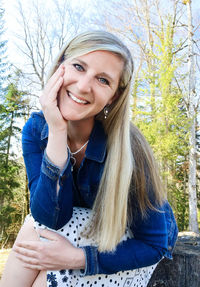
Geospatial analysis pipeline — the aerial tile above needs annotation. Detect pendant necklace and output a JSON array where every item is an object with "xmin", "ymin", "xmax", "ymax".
[{"xmin": 67, "ymin": 140, "xmax": 89, "ymax": 171}]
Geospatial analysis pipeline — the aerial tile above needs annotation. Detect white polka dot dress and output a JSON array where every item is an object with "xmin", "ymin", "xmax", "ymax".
[{"xmin": 33, "ymin": 208, "xmax": 157, "ymax": 287}]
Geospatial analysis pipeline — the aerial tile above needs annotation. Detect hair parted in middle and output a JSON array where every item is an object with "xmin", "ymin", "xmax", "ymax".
[{"xmin": 47, "ymin": 30, "xmax": 165, "ymax": 252}]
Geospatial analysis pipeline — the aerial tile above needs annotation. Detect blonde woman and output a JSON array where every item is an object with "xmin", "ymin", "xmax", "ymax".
[{"xmin": 0, "ymin": 31, "xmax": 178, "ymax": 287}]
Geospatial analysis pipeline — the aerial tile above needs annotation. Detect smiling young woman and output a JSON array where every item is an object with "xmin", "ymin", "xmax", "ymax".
[
  {"xmin": 57, "ymin": 50, "xmax": 123, "ymax": 123},
  {"xmin": 0, "ymin": 30, "xmax": 178, "ymax": 287}
]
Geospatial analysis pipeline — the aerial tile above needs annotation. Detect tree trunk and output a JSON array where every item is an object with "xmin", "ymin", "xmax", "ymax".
[
  {"xmin": 5, "ymin": 110, "xmax": 14, "ymax": 168},
  {"xmin": 147, "ymin": 233, "xmax": 200, "ymax": 287},
  {"xmin": 187, "ymin": 0, "xmax": 199, "ymax": 233}
]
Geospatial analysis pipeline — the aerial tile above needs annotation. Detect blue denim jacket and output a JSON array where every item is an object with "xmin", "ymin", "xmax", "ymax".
[{"xmin": 22, "ymin": 111, "xmax": 178, "ymax": 276}]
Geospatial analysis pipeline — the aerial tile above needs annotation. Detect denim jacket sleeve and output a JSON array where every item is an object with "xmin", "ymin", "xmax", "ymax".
[
  {"xmin": 22, "ymin": 113, "xmax": 74, "ymax": 229},
  {"xmin": 81, "ymin": 201, "xmax": 178, "ymax": 276}
]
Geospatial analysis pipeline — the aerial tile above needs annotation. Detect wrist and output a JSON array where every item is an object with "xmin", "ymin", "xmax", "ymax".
[
  {"xmin": 46, "ymin": 131, "xmax": 68, "ymax": 169},
  {"xmin": 48, "ymin": 127, "xmax": 67, "ymax": 137},
  {"xmin": 71, "ymin": 247, "xmax": 86, "ymax": 270}
]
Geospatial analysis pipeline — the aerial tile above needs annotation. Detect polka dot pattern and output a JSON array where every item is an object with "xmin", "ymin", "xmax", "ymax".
[{"xmin": 33, "ymin": 208, "xmax": 157, "ymax": 287}]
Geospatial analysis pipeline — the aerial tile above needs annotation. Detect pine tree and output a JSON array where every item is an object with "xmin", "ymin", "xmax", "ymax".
[
  {"xmin": 0, "ymin": 7, "xmax": 30, "ymax": 246},
  {"xmin": 0, "ymin": 80, "xmax": 30, "ymax": 247}
]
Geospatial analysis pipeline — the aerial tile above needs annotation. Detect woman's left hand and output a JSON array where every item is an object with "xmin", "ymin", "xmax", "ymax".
[{"xmin": 13, "ymin": 228, "xmax": 86, "ymax": 271}]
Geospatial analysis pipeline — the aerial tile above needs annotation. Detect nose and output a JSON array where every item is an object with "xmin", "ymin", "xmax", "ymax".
[{"xmin": 77, "ymin": 75, "xmax": 92, "ymax": 94}]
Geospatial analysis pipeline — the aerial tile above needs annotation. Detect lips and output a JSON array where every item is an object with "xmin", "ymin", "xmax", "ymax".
[{"xmin": 67, "ymin": 91, "xmax": 88, "ymax": 104}]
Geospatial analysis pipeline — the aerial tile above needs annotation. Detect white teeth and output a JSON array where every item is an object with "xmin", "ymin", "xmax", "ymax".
[{"xmin": 68, "ymin": 92, "xmax": 87, "ymax": 104}]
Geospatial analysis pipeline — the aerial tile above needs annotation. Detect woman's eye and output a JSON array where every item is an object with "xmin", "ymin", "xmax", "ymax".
[
  {"xmin": 73, "ymin": 63, "xmax": 84, "ymax": 72},
  {"xmin": 98, "ymin": 77, "xmax": 109, "ymax": 85}
]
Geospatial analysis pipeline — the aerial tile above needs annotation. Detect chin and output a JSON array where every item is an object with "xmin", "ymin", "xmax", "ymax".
[
  {"xmin": 62, "ymin": 115, "xmax": 79, "ymax": 121},
  {"xmin": 61, "ymin": 113, "xmax": 82, "ymax": 121}
]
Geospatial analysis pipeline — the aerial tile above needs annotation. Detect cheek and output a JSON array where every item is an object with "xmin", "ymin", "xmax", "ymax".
[
  {"xmin": 63, "ymin": 72, "xmax": 71, "ymax": 86},
  {"xmin": 63, "ymin": 67, "xmax": 76, "ymax": 85}
]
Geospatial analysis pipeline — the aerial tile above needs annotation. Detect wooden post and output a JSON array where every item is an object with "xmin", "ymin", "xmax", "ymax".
[{"xmin": 147, "ymin": 233, "xmax": 200, "ymax": 287}]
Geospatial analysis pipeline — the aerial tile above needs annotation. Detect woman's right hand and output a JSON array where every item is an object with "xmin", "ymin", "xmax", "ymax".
[
  {"xmin": 40, "ymin": 65, "xmax": 67, "ymax": 133},
  {"xmin": 40, "ymin": 65, "xmax": 69, "ymax": 170}
]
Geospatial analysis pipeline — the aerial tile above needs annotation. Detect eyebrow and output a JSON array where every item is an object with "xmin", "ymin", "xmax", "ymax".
[{"xmin": 73, "ymin": 58, "xmax": 116, "ymax": 84}]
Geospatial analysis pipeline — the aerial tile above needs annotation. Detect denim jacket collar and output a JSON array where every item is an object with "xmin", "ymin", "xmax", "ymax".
[
  {"xmin": 41, "ymin": 122, "xmax": 49, "ymax": 141},
  {"xmin": 40, "ymin": 117, "xmax": 107, "ymax": 163}
]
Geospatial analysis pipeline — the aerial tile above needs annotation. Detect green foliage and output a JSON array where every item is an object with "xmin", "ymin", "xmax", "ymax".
[
  {"xmin": 0, "ymin": 158, "xmax": 28, "ymax": 248},
  {"xmin": 0, "ymin": 7, "xmax": 30, "ymax": 247},
  {"xmin": 0, "ymin": 80, "xmax": 30, "ymax": 247},
  {"xmin": 132, "ymin": 17, "xmax": 190, "ymax": 230}
]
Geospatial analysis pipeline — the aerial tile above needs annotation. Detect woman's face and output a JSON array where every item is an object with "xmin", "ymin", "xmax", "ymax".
[{"xmin": 58, "ymin": 50, "xmax": 124, "ymax": 122}]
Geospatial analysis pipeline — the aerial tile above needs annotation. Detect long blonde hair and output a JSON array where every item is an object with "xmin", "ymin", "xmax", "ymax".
[{"xmin": 48, "ymin": 31, "xmax": 166, "ymax": 252}]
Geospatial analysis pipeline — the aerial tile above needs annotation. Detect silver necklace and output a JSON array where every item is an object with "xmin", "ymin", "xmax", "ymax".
[{"xmin": 67, "ymin": 140, "xmax": 89, "ymax": 171}]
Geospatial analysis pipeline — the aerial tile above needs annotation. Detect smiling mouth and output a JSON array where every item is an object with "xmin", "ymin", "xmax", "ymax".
[{"xmin": 67, "ymin": 91, "xmax": 88, "ymax": 104}]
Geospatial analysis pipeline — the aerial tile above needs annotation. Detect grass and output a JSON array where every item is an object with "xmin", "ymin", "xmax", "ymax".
[{"xmin": 0, "ymin": 249, "xmax": 11, "ymax": 279}]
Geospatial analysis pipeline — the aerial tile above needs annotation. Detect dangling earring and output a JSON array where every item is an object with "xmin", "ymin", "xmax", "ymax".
[{"xmin": 104, "ymin": 105, "xmax": 109, "ymax": 119}]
